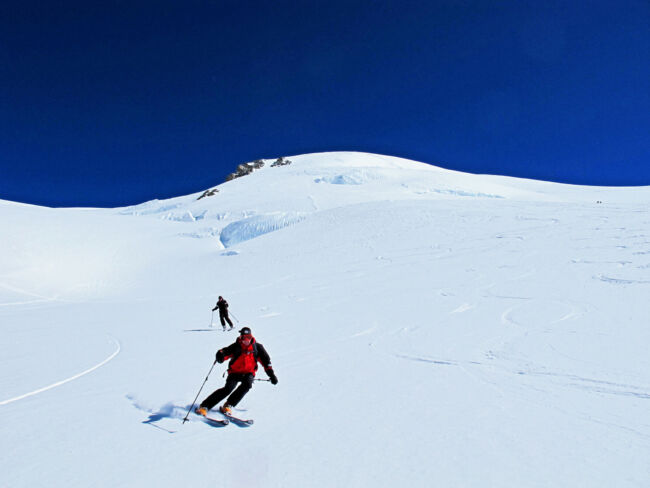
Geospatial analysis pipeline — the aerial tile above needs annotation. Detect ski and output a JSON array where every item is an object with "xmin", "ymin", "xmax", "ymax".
[
  {"xmin": 204, "ymin": 415, "xmax": 229, "ymax": 426},
  {"xmin": 220, "ymin": 411, "xmax": 254, "ymax": 426},
  {"xmin": 194, "ymin": 409, "xmax": 229, "ymax": 426}
]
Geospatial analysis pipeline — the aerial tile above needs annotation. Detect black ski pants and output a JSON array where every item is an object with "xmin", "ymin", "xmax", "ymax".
[
  {"xmin": 220, "ymin": 311, "xmax": 233, "ymax": 328},
  {"xmin": 200, "ymin": 373, "xmax": 254, "ymax": 409}
]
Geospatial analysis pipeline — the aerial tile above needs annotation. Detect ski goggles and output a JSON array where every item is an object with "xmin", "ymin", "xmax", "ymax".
[{"xmin": 240, "ymin": 334, "xmax": 253, "ymax": 345}]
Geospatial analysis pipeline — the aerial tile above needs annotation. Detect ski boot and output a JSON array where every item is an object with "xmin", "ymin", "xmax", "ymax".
[
  {"xmin": 195, "ymin": 406, "xmax": 208, "ymax": 417},
  {"xmin": 219, "ymin": 404, "xmax": 232, "ymax": 415}
]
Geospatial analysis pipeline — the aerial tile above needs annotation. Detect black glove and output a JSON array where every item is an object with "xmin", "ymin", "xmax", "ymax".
[
  {"xmin": 267, "ymin": 369, "xmax": 278, "ymax": 385},
  {"xmin": 216, "ymin": 350, "xmax": 225, "ymax": 363}
]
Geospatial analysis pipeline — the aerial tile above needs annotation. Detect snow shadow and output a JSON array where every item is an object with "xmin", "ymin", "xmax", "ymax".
[
  {"xmin": 128, "ymin": 397, "xmax": 225, "ymax": 432},
  {"xmin": 140, "ymin": 402, "xmax": 185, "ymax": 423}
]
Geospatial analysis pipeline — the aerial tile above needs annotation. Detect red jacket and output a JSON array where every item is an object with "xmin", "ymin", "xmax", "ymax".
[{"xmin": 218, "ymin": 336, "xmax": 273, "ymax": 376}]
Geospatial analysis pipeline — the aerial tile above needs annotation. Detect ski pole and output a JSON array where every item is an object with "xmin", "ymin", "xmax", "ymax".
[
  {"xmin": 182, "ymin": 360, "xmax": 217, "ymax": 424},
  {"xmin": 254, "ymin": 378, "xmax": 271, "ymax": 382},
  {"xmin": 210, "ymin": 310, "xmax": 214, "ymax": 328},
  {"xmin": 230, "ymin": 312, "xmax": 240, "ymax": 324}
]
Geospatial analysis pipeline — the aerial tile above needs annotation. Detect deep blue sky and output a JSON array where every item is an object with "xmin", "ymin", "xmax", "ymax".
[{"xmin": 1, "ymin": 1, "xmax": 648, "ymax": 207}]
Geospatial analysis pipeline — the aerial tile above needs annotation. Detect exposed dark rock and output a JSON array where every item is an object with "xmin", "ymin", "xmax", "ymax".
[
  {"xmin": 271, "ymin": 157, "xmax": 292, "ymax": 167},
  {"xmin": 197, "ymin": 188, "xmax": 219, "ymax": 200},
  {"xmin": 225, "ymin": 159, "xmax": 265, "ymax": 181}
]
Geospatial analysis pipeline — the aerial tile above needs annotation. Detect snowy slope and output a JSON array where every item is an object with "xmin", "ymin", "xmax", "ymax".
[{"xmin": 1, "ymin": 152, "xmax": 650, "ymax": 487}]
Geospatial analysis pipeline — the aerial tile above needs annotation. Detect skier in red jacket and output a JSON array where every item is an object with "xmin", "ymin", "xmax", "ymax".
[{"xmin": 195, "ymin": 327, "xmax": 278, "ymax": 416}]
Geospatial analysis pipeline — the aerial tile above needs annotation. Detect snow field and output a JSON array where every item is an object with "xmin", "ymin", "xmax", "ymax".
[{"xmin": 1, "ymin": 152, "xmax": 649, "ymax": 487}]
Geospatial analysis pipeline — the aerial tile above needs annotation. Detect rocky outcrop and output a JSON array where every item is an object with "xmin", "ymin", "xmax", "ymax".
[
  {"xmin": 225, "ymin": 160, "xmax": 265, "ymax": 181},
  {"xmin": 224, "ymin": 157, "xmax": 293, "ymax": 183},
  {"xmin": 271, "ymin": 157, "xmax": 292, "ymax": 167},
  {"xmin": 197, "ymin": 188, "xmax": 219, "ymax": 200}
]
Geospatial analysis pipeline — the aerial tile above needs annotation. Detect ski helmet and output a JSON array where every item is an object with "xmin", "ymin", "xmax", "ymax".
[{"xmin": 239, "ymin": 327, "xmax": 252, "ymax": 335}]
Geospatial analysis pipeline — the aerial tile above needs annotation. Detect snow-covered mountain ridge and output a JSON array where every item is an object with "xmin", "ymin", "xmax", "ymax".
[
  {"xmin": 120, "ymin": 151, "xmax": 649, "ymax": 248},
  {"xmin": 1, "ymin": 152, "xmax": 649, "ymax": 487},
  {"xmin": 124, "ymin": 151, "xmax": 650, "ymax": 212}
]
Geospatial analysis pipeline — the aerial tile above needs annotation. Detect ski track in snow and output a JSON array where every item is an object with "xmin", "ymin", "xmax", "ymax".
[
  {"xmin": 0, "ymin": 338, "xmax": 121, "ymax": 406},
  {"xmin": 595, "ymin": 274, "xmax": 650, "ymax": 285},
  {"xmin": 0, "ymin": 281, "xmax": 67, "ymax": 307}
]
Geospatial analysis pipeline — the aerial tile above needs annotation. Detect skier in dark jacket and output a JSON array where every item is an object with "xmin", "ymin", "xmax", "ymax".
[
  {"xmin": 212, "ymin": 296, "xmax": 234, "ymax": 330},
  {"xmin": 195, "ymin": 327, "xmax": 278, "ymax": 416}
]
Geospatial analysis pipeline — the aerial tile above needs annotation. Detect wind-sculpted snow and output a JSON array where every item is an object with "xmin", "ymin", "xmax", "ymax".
[
  {"xmin": 119, "ymin": 200, "xmax": 184, "ymax": 216},
  {"xmin": 432, "ymin": 188, "xmax": 503, "ymax": 198},
  {"xmin": 162, "ymin": 210, "xmax": 197, "ymax": 222},
  {"xmin": 219, "ymin": 212, "xmax": 306, "ymax": 247},
  {"xmin": 121, "ymin": 202, "xmax": 208, "ymax": 222},
  {"xmin": 314, "ymin": 172, "xmax": 369, "ymax": 185},
  {"xmin": 177, "ymin": 227, "xmax": 221, "ymax": 239}
]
